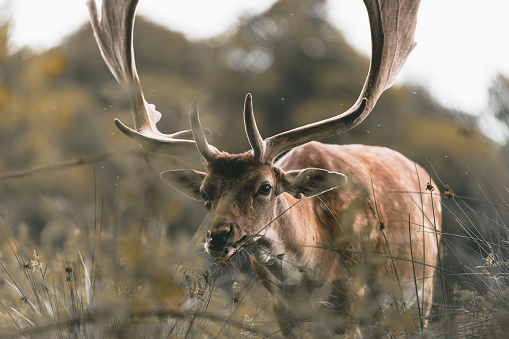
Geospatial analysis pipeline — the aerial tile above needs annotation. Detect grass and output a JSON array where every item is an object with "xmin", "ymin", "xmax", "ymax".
[
  {"xmin": 1, "ymin": 160, "xmax": 509, "ymax": 338},
  {"xmin": 0, "ymin": 207, "xmax": 280, "ymax": 338}
]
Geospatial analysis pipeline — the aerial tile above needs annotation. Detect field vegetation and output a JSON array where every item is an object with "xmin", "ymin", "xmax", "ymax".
[{"xmin": 1, "ymin": 0, "xmax": 509, "ymax": 337}]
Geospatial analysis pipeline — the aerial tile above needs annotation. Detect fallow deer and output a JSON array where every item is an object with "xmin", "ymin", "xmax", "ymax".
[{"xmin": 88, "ymin": 0, "xmax": 441, "ymax": 336}]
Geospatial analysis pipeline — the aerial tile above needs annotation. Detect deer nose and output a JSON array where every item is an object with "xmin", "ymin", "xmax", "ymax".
[{"xmin": 207, "ymin": 226, "xmax": 234, "ymax": 250}]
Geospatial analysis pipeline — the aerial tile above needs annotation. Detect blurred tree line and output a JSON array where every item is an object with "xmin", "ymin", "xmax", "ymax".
[{"xmin": 1, "ymin": 0, "xmax": 509, "ymax": 283}]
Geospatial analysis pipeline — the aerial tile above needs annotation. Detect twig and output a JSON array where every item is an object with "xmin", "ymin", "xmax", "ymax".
[{"xmin": 0, "ymin": 151, "xmax": 144, "ymax": 180}]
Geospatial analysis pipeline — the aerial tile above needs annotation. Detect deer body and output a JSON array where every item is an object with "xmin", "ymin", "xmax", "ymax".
[
  {"xmin": 87, "ymin": 0, "xmax": 441, "ymax": 335},
  {"xmin": 191, "ymin": 141, "xmax": 441, "ymax": 334},
  {"xmin": 247, "ymin": 141, "xmax": 441, "ymax": 333}
]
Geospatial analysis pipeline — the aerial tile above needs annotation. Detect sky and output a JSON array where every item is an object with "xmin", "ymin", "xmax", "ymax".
[{"xmin": 1, "ymin": 0, "xmax": 508, "ymax": 122}]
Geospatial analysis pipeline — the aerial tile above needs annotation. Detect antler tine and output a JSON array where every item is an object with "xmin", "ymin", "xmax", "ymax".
[
  {"xmin": 243, "ymin": 94, "xmax": 266, "ymax": 161},
  {"xmin": 190, "ymin": 100, "xmax": 220, "ymax": 162},
  {"xmin": 257, "ymin": 0, "xmax": 420, "ymax": 163},
  {"xmin": 87, "ymin": 0, "xmax": 197, "ymax": 156}
]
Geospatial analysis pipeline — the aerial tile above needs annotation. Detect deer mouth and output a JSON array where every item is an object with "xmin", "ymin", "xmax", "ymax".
[{"xmin": 205, "ymin": 234, "xmax": 250, "ymax": 259}]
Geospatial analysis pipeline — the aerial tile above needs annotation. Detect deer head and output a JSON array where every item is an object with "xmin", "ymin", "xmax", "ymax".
[{"xmin": 87, "ymin": 0, "xmax": 420, "ymax": 259}]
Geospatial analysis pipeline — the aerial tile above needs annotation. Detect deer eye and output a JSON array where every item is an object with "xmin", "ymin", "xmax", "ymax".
[{"xmin": 257, "ymin": 184, "xmax": 272, "ymax": 197}]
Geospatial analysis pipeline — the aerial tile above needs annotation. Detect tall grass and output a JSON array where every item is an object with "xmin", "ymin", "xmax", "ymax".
[
  {"xmin": 1, "ymin": 160, "xmax": 509, "ymax": 338},
  {"xmin": 0, "ymin": 204, "xmax": 278, "ymax": 338},
  {"xmin": 425, "ymin": 163, "xmax": 509, "ymax": 337}
]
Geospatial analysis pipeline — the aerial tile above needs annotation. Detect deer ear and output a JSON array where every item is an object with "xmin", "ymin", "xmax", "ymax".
[
  {"xmin": 161, "ymin": 169, "xmax": 206, "ymax": 200},
  {"xmin": 279, "ymin": 168, "xmax": 347, "ymax": 198}
]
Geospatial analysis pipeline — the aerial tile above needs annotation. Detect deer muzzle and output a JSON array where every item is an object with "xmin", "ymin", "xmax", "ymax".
[{"xmin": 205, "ymin": 221, "xmax": 235, "ymax": 256}]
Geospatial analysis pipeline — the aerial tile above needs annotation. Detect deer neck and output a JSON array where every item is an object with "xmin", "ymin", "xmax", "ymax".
[{"xmin": 247, "ymin": 194, "xmax": 324, "ymax": 288}]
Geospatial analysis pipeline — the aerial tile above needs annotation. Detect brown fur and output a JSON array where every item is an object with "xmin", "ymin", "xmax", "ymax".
[{"xmin": 198, "ymin": 141, "xmax": 441, "ymax": 336}]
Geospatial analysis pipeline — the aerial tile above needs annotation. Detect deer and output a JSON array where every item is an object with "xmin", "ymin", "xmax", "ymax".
[{"xmin": 87, "ymin": 0, "xmax": 441, "ymax": 336}]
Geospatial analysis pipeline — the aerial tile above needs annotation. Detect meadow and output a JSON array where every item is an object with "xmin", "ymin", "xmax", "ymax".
[{"xmin": 1, "ymin": 0, "xmax": 509, "ymax": 337}]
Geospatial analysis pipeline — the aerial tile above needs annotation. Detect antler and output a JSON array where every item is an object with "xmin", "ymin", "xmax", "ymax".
[
  {"xmin": 87, "ymin": 0, "xmax": 197, "ymax": 156},
  {"xmin": 244, "ymin": 0, "xmax": 421, "ymax": 163},
  {"xmin": 190, "ymin": 100, "xmax": 221, "ymax": 162}
]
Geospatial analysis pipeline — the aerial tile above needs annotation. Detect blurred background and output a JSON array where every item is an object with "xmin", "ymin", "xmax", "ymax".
[{"xmin": 1, "ymin": 0, "xmax": 509, "ymax": 316}]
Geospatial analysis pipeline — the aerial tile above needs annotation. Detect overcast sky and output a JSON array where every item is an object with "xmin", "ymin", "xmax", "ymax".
[{"xmin": 1, "ymin": 0, "xmax": 508, "ymax": 120}]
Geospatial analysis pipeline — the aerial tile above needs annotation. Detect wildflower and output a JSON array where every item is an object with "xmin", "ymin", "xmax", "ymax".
[
  {"xmin": 240, "ymin": 314, "xmax": 256, "ymax": 337},
  {"xmin": 443, "ymin": 184, "xmax": 454, "ymax": 199},
  {"xmin": 485, "ymin": 252, "xmax": 496, "ymax": 266},
  {"xmin": 31, "ymin": 249, "xmax": 42, "ymax": 271},
  {"xmin": 233, "ymin": 281, "xmax": 240, "ymax": 303}
]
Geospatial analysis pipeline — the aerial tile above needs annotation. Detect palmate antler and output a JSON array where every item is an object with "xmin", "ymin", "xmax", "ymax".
[
  {"xmin": 88, "ymin": 0, "xmax": 420, "ymax": 164},
  {"xmin": 87, "ymin": 0, "xmax": 197, "ymax": 156}
]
